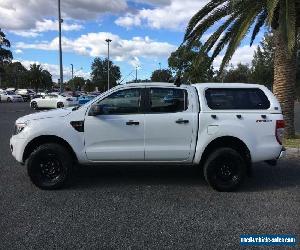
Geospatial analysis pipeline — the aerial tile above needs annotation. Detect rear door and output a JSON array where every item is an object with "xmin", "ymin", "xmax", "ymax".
[{"xmin": 144, "ymin": 87, "xmax": 196, "ymax": 162}]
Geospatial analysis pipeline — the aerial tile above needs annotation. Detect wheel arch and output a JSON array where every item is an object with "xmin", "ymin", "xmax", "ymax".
[
  {"xmin": 199, "ymin": 136, "xmax": 252, "ymax": 175},
  {"xmin": 23, "ymin": 135, "xmax": 78, "ymax": 163}
]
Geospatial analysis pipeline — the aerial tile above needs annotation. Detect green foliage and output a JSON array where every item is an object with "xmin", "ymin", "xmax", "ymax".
[
  {"xmin": 1, "ymin": 61, "xmax": 53, "ymax": 90},
  {"xmin": 91, "ymin": 57, "xmax": 121, "ymax": 91},
  {"xmin": 217, "ymin": 63, "xmax": 251, "ymax": 83},
  {"xmin": 150, "ymin": 69, "xmax": 172, "ymax": 82},
  {"xmin": 184, "ymin": 0, "xmax": 300, "ymax": 73},
  {"xmin": 27, "ymin": 64, "xmax": 53, "ymax": 91},
  {"xmin": 168, "ymin": 40, "xmax": 214, "ymax": 83},
  {"xmin": 84, "ymin": 79, "xmax": 95, "ymax": 92},
  {"xmin": 1, "ymin": 62, "xmax": 28, "ymax": 88},
  {"xmin": 0, "ymin": 29, "xmax": 13, "ymax": 64},
  {"xmin": 250, "ymin": 33, "xmax": 275, "ymax": 88},
  {"xmin": 0, "ymin": 29, "xmax": 13, "ymax": 87},
  {"xmin": 67, "ymin": 76, "xmax": 85, "ymax": 91}
]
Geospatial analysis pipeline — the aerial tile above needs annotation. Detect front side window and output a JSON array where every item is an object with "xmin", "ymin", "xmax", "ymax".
[
  {"xmin": 97, "ymin": 88, "xmax": 142, "ymax": 115},
  {"xmin": 205, "ymin": 88, "xmax": 270, "ymax": 110},
  {"xmin": 149, "ymin": 88, "xmax": 188, "ymax": 113}
]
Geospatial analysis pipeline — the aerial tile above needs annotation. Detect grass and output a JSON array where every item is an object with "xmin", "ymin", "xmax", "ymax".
[{"xmin": 284, "ymin": 134, "xmax": 300, "ymax": 148}]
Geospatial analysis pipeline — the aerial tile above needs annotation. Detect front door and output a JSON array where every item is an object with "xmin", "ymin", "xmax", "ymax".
[
  {"xmin": 144, "ymin": 87, "xmax": 195, "ymax": 162},
  {"xmin": 84, "ymin": 88, "xmax": 145, "ymax": 161}
]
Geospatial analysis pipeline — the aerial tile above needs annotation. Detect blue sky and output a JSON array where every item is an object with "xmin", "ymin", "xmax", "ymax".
[{"xmin": 1, "ymin": 0, "xmax": 262, "ymax": 82}]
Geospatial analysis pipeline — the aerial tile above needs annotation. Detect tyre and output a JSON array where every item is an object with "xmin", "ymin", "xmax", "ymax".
[
  {"xmin": 7, "ymin": 97, "xmax": 12, "ymax": 102},
  {"xmin": 26, "ymin": 143, "xmax": 74, "ymax": 190},
  {"xmin": 57, "ymin": 102, "xmax": 64, "ymax": 108},
  {"xmin": 203, "ymin": 148, "xmax": 246, "ymax": 192},
  {"xmin": 31, "ymin": 101, "xmax": 38, "ymax": 109}
]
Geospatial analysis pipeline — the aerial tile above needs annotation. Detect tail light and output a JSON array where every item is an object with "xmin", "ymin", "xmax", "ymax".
[
  {"xmin": 275, "ymin": 120, "xmax": 285, "ymax": 145},
  {"xmin": 66, "ymin": 98, "xmax": 73, "ymax": 101}
]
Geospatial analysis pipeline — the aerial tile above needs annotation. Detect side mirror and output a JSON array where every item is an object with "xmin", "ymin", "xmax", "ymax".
[{"xmin": 88, "ymin": 104, "xmax": 103, "ymax": 116}]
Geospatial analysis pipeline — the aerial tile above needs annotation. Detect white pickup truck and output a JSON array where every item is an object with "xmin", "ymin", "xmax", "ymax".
[{"xmin": 10, "ymin": 82, "xmax": 286, "ymax": 191}]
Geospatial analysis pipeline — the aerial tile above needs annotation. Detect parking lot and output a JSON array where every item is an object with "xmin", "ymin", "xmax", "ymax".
[{"xmin": 0, "ymin": 102, "xmax": 299, "ymax": 249}]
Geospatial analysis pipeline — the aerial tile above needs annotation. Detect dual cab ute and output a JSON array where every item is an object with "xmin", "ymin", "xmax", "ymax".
[{"xmin": 10, "ymin": 82, "xmax": 286, "ymax": 191}]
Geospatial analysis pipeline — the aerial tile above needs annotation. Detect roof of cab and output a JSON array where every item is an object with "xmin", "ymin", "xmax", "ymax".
[
  {"xmin": 119, "ymin": 82, "xmax": 175, "ymax": 87},
  {"xmin": 120, "ymin": 82, "xmax": 265, "ymax": 89},
  {"xmin": 192, "ymin": 82, "xmax": 266, "ymax": 91}
]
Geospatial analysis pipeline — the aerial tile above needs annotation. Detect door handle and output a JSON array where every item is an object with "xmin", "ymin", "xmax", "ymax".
[
  {"xmin": 126, "ymin": 120, "xmax": 140, "ymax": 126},
  {"xmin": 176, "ymin": 119, "xmax": 189, "ymax": 124}
]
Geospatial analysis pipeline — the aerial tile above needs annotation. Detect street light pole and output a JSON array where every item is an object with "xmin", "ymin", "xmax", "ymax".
[
  {"xmin": 105, "ymin": 39, "xmax": 112, "ymax": 90},
  {"xmin": 70, "ymin": 64, "xmax": 74, "ymax": 91},
  {"xmin": 71, "ymin": 64, "xmax": 74, "ymax": 79},
  {"xmin": 58, "ymin": 0, "xmax": 63, "ymax": 93}
]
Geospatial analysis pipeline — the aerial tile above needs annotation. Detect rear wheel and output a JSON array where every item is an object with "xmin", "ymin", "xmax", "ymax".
[
  {"xmin": 31, "ymin": 101, "xmax": 38, "ymax": 109},
  {"xmin": 204, "ymin": 148, "xmax": 246, "ymax": 192},
  {"xmin": 57, "ymin": 102, "xmax": 64, "ymax": 108},
  {"xmin": 26, "ymin": 143, "xmax": 74, "ymax": 190}
]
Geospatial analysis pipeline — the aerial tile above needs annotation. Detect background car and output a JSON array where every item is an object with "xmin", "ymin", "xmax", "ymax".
[
  {"xmin": 0, "ymin": 90, "xmax": 24, "ymax": 102},
  {"xmin": 78, "ymin": 95, "xmax": 96, "ymax": 105},
  {"xmin": 30, "ymin": 93, "xmax": 78, "ymax": 109},
  {"xmin": 15, "ymin": 89, "xmax": 36, "ymax": 102}
]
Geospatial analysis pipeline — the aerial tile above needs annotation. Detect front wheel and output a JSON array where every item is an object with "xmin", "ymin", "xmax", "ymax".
[
  {"xmin": 57, "ymin": 102, "xmax": 64, "ymax": 108},
  {"xmin": 204, "ymin": 148, "xmax": 246, "ymax": 192},
  {"xmin": 31, "ymin": 101, "xmax": 38, "ymax": 109},
  {"xmin": 26, "ymin": 143, "xmax": 74, "ymax": 190},
  {"xmin": 7, "ymin": 97, "xmax": 12, "ymax": 102}
]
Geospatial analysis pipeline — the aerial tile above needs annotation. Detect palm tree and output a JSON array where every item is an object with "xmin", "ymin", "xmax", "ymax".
[
  {"xmin": 28, "ymin": 64, "xmax": 44, "ymax": 92},
  {"xmin": 184, "ymin": 0, "xmax": 300, "ymax": 138}
]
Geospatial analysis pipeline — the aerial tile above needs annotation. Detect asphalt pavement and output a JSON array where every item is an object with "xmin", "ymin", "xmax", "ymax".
[{"xmin": 0, "ymin": 102, "xmax": 299, "ymax": 249}]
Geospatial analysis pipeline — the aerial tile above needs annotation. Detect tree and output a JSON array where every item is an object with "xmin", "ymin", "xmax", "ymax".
[
  {"xmin": 2, "ymin": 62, "xmax": 28, "ymax": 88},
  {"xmin": 250, "ymin": 32, "xmax": 300, "ymax": 93},
  {"xmin": 28, "ymin": 64, "xmax": 52, "ymax": 91},
  {"xmin": 150, "ymin": 69, "xmax": 172, "ymax": 82},
  {"xmin": 67, "ymin": 76, "xmax": 85, "ymax": 91},
  {"xmin": 184, "ymin": 0, "xmax": 300, "ymax": 137},
  {"xmin": 0, "ymin": 29, "xmax": 13, "ymax": 87},
  {"xmin": 168, "ymin": 40, "xmax": 214, "ymax": 83},
  {"xmin": 221, "ymin": 63, "xmax": 251, "ymax": 83},
  {"xmin": 84, "ymin": 79, "xmax": 95, "ymax": 92},
  {"xmin": 250, "ymin": 33, "xmax": 275, "ymax": 88},
  {"xmin": 91, "ymin": 57, "xmax": 121, "ymax": 92}
]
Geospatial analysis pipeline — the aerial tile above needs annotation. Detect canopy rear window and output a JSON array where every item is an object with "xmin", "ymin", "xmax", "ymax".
[{"xmin": 205, "ymin": 88, "xmax": 270, "ymax": 110}]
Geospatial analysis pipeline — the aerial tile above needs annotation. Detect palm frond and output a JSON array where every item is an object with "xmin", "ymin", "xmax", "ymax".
[
  {"xmin": 220, "ymin": 6, "xmax": 260, "ymax": 71},
  {"xmin": 284, "ymin": 0, "xmax": 296, "ymax": 54},
  {"xmin": 186, "ymin": 4, "xmax": 231, "ymax": 42},
  {"xmin": 201, "ymin": 14, "xmax": 237, "ymax": 53},
  {"xmin": 184, "ymin": 0, "xmax": 226, "ymax": 41},
  {"xmin": 250, "ymin": 10, "xmax": 268, "ymax": 46},
  {"xmin": 266, "ymin": 0, "xmax": 279, "ymax": 25}
]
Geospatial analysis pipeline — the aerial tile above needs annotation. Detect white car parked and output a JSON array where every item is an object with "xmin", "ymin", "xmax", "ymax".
[
  {"xmin": 30, "ymin": 93, "xmax": 78, "ymax": 109},
  {"xmin": 0, "ymin": 90, "xmax": 24, "ymax": 102}
]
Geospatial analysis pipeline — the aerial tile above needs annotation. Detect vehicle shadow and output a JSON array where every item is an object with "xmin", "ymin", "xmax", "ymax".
[
  {"xmin": 71, "ymin": 159, "xmax": 300, "ymax": 192},
  {"xmin": 73, "ymin": 164, "xmax": 206, "ymax": 189},
  {"xmin": 242, "ymin": 159, "xmax": 300, "ymax": 192}
]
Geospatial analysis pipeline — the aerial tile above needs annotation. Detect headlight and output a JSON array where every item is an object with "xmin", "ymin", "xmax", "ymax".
[{"xmin": 14, "ymin": 122, "xmax": 28, "ymax": 135}]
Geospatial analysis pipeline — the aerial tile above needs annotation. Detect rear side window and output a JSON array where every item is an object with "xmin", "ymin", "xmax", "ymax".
[
  {"xmin": 149, "ymin": 88, "xmax": 188, "ymax": 113},
  {"xmin": 205, "ymin": 88, "xmax": 270, "ymax": 110}
]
